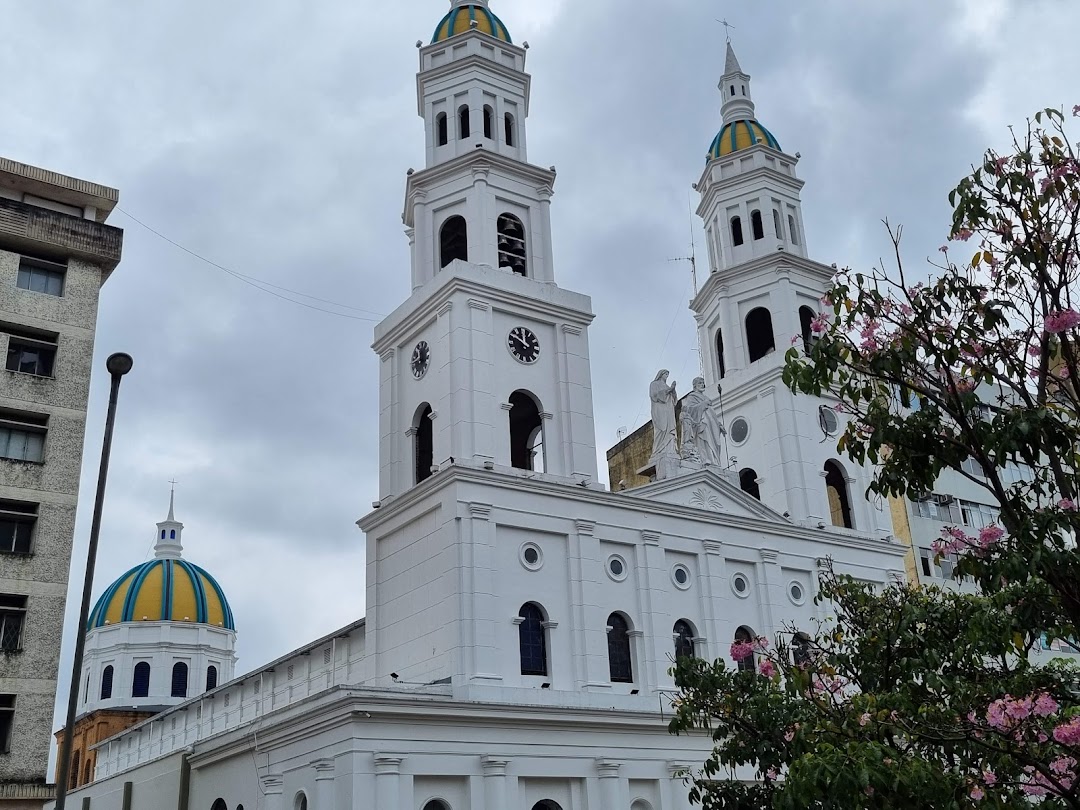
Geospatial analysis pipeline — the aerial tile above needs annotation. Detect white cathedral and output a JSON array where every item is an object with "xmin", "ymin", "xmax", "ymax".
[{"xmin": 54, "ymin": 3, "xmax": 907, "ymax": 808}]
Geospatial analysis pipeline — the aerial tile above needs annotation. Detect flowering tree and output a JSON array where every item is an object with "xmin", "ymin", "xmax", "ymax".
[{"xmin": 669, "ymin": 108, "xmax": 1080, "ymax": 807}]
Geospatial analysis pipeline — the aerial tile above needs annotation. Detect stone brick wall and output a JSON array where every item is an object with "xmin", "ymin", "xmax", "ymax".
[{"xmin": 54, "ymin": 710, "xmax": 155, "ymax": 789}]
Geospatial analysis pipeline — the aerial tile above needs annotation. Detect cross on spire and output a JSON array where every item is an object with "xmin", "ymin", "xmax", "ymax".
[
  {"xmin": 167, "ymin": 478, "xmax": 178, "ymax": 521},
  {"xmin": 716, "ymin": 18, "xmax": 735, "ymax": 43}
]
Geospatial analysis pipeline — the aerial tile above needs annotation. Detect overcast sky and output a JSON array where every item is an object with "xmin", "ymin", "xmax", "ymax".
[{"xmin": 2, "ymin": 0, "xmax": 1077, "ymax": 734}]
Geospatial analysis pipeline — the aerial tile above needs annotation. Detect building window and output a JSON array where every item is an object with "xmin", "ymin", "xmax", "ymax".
[
  {"xmin": 84, "ymin": 756, "xmax": 93, "ymax": 785},
  {"xmin": 0, "ymin": 499, "xmax": 36, "ymax": 555},
  {"xmin": 17, "ymin": 256, "xmax": 66, "ymax": 296},
  {"xmin": 497, "ymin": 213, "xmax": 527, "ymax": 276},
  {"xmin": 436, "ymin": 112, "xmax": 448, "ymax": 146},
  {"xmin": 439, "ymin": 216, "xmax": 468, "ymax": 268},
  {"xmin": 0, "ymin": 695, "xmax": 13, "ymax": 754},
  {"xmin": 294, "ymin": 793, "xmax": 308, "ymax": 810},
  {"xmin": 739, "ymin": 468, "xmax": 761, "ymax": 500},
  {"xmin": 772, "ymin": 209, "xmax": 783, "ymax": 241},
  {"xmin": 4, "ymin": 326, "xmax": 58, "ymax": 377},
  {"xmin": 100, "ymin": 665, "xmax": 114, "ymax": 700},
  {"xmin": 825, "ymin": 460, "xmax": 854, "ymax": 529},
  {"xmin": 505, "ymin": 113, "xmax": 516, "ymax": 146},
  {"xmin": 799, "ymin": 306, "xmax": 817, "ymax": 354},
  {"xmin": 0, "ymin": 594, "xmax": 27, "ymax": 653},
  {"xmin": 458, "ymin": 105, "xmax": 470, "ymax": 139},
  {"xmin": 673, "ymin": 620, "xmax": 695, "ymax": 660},
  {"xmin": 483, "ymin": 105, "xmax": 494, "ymax": 139},
  {"xmin": 745, "ymin": 307, "xmax": 775, "ymax": 363},
  {"xmin": 788, "ymin": 214, "xmax": 799, "ymax": 246},
  {"xmin": 751, "ymin": 210, "xmax": 764, "ymax": 240},
  {"xmin": 70, "ymin": 750, "xmax": 81, "ymax": 789},
  {"xmin": 508, "ymin": 390, "xmax": 544, "ymax": 472},
  {"xmin": 730, "ymin": 216, "xmax": 744, "ymax": 247},
  {"xmin": 715, "ymin": 329, "xmax": 726, "ymax": 379},
  {"xmin": 171, "ymin": 662, "xmax": 189, "ymax": 698},
  {"xmin": 212, "ymin": 801, "xmax": 228, "ymax": 810},
  {"xmin": 518, "ymin": 602, "xmax": 548, "ymax": 676},
  {"xmin": 0, "ymin": 408, "xmax": 47, "ymax": 463},
  {"xmin": 607, "ymin": 612, "xmax": 633, "ymax": 683},
  {"xmin": 132, "ymin": 662, "xmax": 151, "ymax": 698},
  {"xmin": 532, "ymin": 803, "xmax": 563, "ymax": 810},
  {"xmin": 413, "ymin": 403, "xmax": 434, "ymax": 484},
  {"xmin": 734, "ymin": 625, "xmax": 756, "ymax": 673},
  {"xmin": 206, "ymin": 665, "xmax": 218, "ymax": 691},
  {"xmin": 961, "ymin": 457, "xmax": 987, "ymax": 478}
]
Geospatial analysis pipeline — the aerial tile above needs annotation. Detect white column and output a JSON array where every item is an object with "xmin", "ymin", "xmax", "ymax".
[
  {"xmin": 314, "ymin": 758, "xmax": 335, "ymax": 809},
  {"xmin": 568, "ymin": 520, "xmax": 593, "ymax": 689},
  {"xmin": 374, "ymin": 755, "xmax": 405, "ymax": 809},
  {"xmin": 536, "ymin": 185, "xmax": 555, "ymax": 283},
  {"xmin": 663, "ymin": 762, "xmax": 694, "ymax": 810},
  {"xmin": 468, "ymin": 298, "xmax": 495, "ymax": 464},
  {"xmin": 596, "ymin": 759, "xmax": 624, "ymax": 808},
  {"xmin": 471, "ymin": 167, "xmax": 493, "ymax": 267},
  {"xmin": 758, "ymin": 548, "xmax": 781, "ymax": 643},
  {"xmin": 466, "ymin": 502, "xmax": 500, "ymax": 684},
  {"xmin": 261, "ymin": 776, "xmax": 284, "ymax": 810},
  {"xmin": 413, "ymin": 190, "xmax": 431, "ymax": 288},
  {"xmin": 638, "ymin": 530, "xmax": 665, "ymax": 692},
  {"xmin": 481, "ymin": 756, "xmax": 510, "ymax": 808},
  {"xmin": 700, "ymin": 540, "xmax": 725, "ymax": 662}
]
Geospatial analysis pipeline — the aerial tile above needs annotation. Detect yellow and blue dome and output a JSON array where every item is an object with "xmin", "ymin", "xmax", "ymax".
[
  {"xmin": 432, "ymin": 4, "xmax": 512, "ymax": 44},
  {"xmin": 88, "ymin": 558, "xmax": 235, "ymax": 631},
  {"xmin": 708, "ymin": 119, "xmax": 781, "ymax": 161}
]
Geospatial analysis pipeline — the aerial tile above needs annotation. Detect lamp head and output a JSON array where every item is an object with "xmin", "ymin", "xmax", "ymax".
[{"xmin": 106, "ymin": 352, "xmax": 134, "ymax": 377}]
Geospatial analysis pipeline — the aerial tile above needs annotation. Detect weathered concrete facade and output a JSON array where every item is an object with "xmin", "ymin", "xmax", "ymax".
[{"xmin": 0, "ymin": 157, "xmax": 123, "ymax": 806}]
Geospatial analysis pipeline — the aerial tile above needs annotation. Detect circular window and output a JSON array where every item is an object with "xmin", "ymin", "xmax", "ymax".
[
  {"xmin": 672, "ymin": 564, "xmax": 691, "ymax": 590},
  {"xmin": 730, "ymin": 417, "xmax": 749, "ymax": 445},
  {"xmin": 789, "ymin": 581, "xmax": 805, "ymax": 605},
  {"xmin": 731, "ymin": 573, "xmax": 750, "ymax": 597},
  {"xmin": 607, "ymin": 554, "xmax": 628, "ymax": 582},
  {"xmin": 819, "ymin": 406, "xmax": 839, "ymax": 436},
  {"xmin": 520, "ymin": 543, "xmax": 543, "ymax": 571}
]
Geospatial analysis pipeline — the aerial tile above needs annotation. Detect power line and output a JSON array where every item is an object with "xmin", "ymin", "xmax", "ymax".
[{"xmin": 115, "ymin": 207, "xmax": 386, "ymax": 323}]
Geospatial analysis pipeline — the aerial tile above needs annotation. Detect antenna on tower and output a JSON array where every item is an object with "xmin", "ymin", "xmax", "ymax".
[{"xmin": 667, "ymin": 194, "xmax": 700, "ymax": 294}]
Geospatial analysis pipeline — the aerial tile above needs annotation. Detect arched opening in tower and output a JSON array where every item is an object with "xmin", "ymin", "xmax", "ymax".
[
  {"xmin": 739, "ymin": 468, "xmax": 760, "ymax": 500},
  {"xmin": 508, "ymin": 390, "xmax": 544, "ymax": 471},
  {"xmin": 497, "ymin": 213, "xmax": 527, "ymax": 276},
  {"xmin": 440, "ymin": 216, "xmax": 468, "ymax": 268},
  {"xmin": 825, "ymin": 460, "xmax": 854, "ymax": 529},
  {"xmin": 414, "ymin": 403, "xmax": 434, "ymax": 484},
  {"xmin": 745, "ymin": 307, "xmax": 775, "ymax": 362},
  {"xmin": 799, "ymin": 305, "xmax": 817, "ymax": 354}
]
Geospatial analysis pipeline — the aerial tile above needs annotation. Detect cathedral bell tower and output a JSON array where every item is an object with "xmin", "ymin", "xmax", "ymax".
[
  {"xmin": 374, "ymin": 0, "xmax": 599, "ymax": 501},
  {"xmin": 690, "ymin": 42, "xmax": 887, "ymax": 535}
]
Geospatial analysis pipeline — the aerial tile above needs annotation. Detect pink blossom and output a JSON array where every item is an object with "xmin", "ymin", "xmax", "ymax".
[
  {"xmin": 1073, "ymin": 104, "xmax": 1080, "ymax": 117},
  {"xmin": 730, "ymin": 641, "xmax": 754, "ymax": 662},
  {"xmin": 810, "ymin": 312, "xmax": 830, "ymax": 334},
  {"xmin": 976, "ymin": 525, "xmax": 1005, "ymax": 554},
  {"xmin": 951, "ymin": 228, "xmax": 974, "ymax": 242},
  {"xmin": 939, "ymin": 245, "xmax": 949, "ymax": 254},
  {"xmin": 1028, "ymin": 343, "xmax": 1042, "ymax": 357},
  {"xmin": 994, "ymin": 156, "xmax": 1009, "ymax": 173},
  {"xmin": 859, "ymin": 712, "xmax": 871, "ymax": 727},
  {"xmin": 1004, "ymin": 695, "xmax": 1032, "ymax": 721},
  {"xmin": 982, "ymin": 770, "xmax": 997, "ymax": 787},
  {"xmin": 1034, "ymin": 693, "xmax": 1060, "ymax": 717},
  {"xmin": 758, "ymin": 659, "xmax": 776, "ymax": 678},
  {"xmin": 1050, "ymin": 756, "xmax": 1076, "ymax": 777},
  {"xmin": 1045, "ymin": 308, "xmax": 1080, "ymax": 334},
  {"xmin": 766, "ymin": 767, "xmax": 779, "ymax": 780},
  {"xmin": 970, "ymin": 786, "xmax": 984, "ymax": 801},
  {"xmin": 1059, "ymin": 498, "xmax": 1077, "ymax": 511},
  {"xmin": 1054, "ymin": 717, "xmax": 1080, "ymax": 746},
  {"xmin": 790, "ymin": 334, "xmax": 801, "ymax": 345}
]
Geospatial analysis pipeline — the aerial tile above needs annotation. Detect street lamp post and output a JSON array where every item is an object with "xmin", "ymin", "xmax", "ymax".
[{"xmin": 54, "ymin": 352, "xmax": 133, "ymax": 809}]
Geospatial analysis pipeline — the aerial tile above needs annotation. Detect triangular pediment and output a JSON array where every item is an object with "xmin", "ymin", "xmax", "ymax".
[{"xmin": 621, "ymin": 467, "xmax": 788, "ymax": 522}]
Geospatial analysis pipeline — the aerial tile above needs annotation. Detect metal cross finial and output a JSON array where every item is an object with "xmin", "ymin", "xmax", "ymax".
[{"xmin": 717, "ymin": 18, "xmax": 735, "ymax": 42}]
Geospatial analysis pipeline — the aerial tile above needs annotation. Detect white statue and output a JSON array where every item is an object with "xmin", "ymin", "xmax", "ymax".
[
  {"xmin": 649, "ymin": 369, "xmax": 680, "ymax": 480},
  {"xmin": 680, "ymin": 377, "xmax": 725, "ymax": 468}
]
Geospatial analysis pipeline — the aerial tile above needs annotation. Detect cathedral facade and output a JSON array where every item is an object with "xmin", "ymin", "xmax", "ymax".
[{"xmin": 51, "ymin": 3, "xmax": 906, "ymax": 808}]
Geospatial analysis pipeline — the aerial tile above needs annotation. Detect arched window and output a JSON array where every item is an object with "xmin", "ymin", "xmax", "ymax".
[
  {"xmin": 799, "ymin": 305, "xmax": 817, "ymax": 354},
  {"xmin": 170, "ymin": 529, "xmax": 176, "ymax": 539},
  {"xmin": 160, "ymin": 529, "xmax": 166, "ymax": 539},
  {"xmin": 739, "ymin": 468, "xmax": 761, "ymax": 500},
  {"xmin": 414, "ymin": 403, "xmax": 434, "ymax": 484},
  {"xmin": 100, "ymin": 665, "xmax": 114, "ymax": 700},
  {"xmin": 504, "ymin": 113, "xmax": 516, "ymax": 146},
  {"xmin": 84, "ymin": 757, "xmax": 93, "ymax": 785},
  {"xmin": 132, "ymin": 662, "xmax": 150, "ymax": 698},
  {"xmin": 171, "ymin": 662, "xmax": 188, "ymax": 699},
  {"xmin": 631, "ymin": 801, "xmax": 654, "ymax": 810},
  {"xmin": 497, "ymin": 213, "xmax": 527, "ymax": 276},
  {"xmin": 730, "ymin": 85, "xmax": 736, "ymax": 97},
  {"xmin": 206, "ymin": 665, "xmax": 218, "ymax": 691},
  {"xmin": 422, "ymin": 802, "xmax": 451, "ymax": 810},
  {"xmin": 772, "ymin": 209, "xmax": 783, "ymax": 240},
  {"xmin": 734, "ymin": 625, "xmax": 756, "ymax": 673},
  {"xmin": 70, "ymin": 751, "xmax": 80, "ymax": 789},
  {"xmin": 607, "ymin": 613, "xmax": 633, "ymax": 683},
  {"xmin": 792, "ymin": 632, "xmax": 812, "ymax": 667},
  {"xmin": 294, "ymin": 794, "xmax": 308, "ymax": 810},
  {"xmin": 508, "ymin": 391, "xmax": 544, "ymax": 472},
  {"xmin": 751, "ymin": 210, "xmax": 764, "ymax": 240},
  {"xmin": 731, "ymin": 216, "xmax": 744, "ymax": 247},
  {"xmin": 788, "ymin": 214, "xmax": 800, "ymax": 246},
  {"xmin": 483, "ymin": 105, "xmax": 494, "ymax": 140},
  {"xmin": 715, "ymin": 329, "xmax": 726, "ymax": 379},
  {"xmin": 518, "ymin": 602, "xmax": 548, "ymax": 676},
  {"xmin": 439, "ymin": 216, "xmax": 468, "ymax": 268},
  {"xmin": 673, "ymin": 620, "xmax": 695, "ymax": 660},
  {"xmin": 212, "ymin": 801, "xmax": 228, "ymax": 810},
  {"xmin": 825, "ymin": 460, "xmax": 854, "ymax": 528},
  {"xmin": 436, "ymin": 112, "xmax": 448, "ymax": 146},
  {"xmin": 458, "ymin": 105, "xmax": 470, "ymax": 139},
  {"xmin": 745, "ymin": 307, "xmax": 775, "ymax": 362},
  {"xmin": 532, "ymin": 801, "xmax": 564, "ymax": 810}
]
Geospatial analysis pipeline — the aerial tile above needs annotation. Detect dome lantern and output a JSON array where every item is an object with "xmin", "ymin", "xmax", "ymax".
[
  {"xmin": 431, "ymin": 0, "xmax": 512, "ymax": 44},
  {"xmin": 707, "ymin": 41, "xmax": 782, "ymax": 161}
]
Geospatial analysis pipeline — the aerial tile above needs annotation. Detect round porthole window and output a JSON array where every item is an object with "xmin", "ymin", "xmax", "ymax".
[
  {"xmin": 520, "ymin": 543, "xmax": 543, "ymax": 571},
  {"xmin": 730, "ymin": 417, "xmax": 749, "ymax": 445},
  {"xmin": 819, "ymin": 405, "xmax": 839, "ymax": 436},
  {"xmin": 607, "ymin": 554, "xmax": 628, "ymax": 582},
  {"xmin": 731, "ymin": 573, "xmax": 750, "ymax": 597},
  {"xmin": 789, "ymin": 581, "xmax": 806, "ymax": 605},
  {"xmin": 672, "ymin": 564, "xmax": 692, "ymax": 590}
]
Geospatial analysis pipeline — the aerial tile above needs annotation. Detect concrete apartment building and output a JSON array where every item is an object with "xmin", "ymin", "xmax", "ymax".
[{"xmin": 0, "ymin": 157, "xmax": 123, "ymax": 808}]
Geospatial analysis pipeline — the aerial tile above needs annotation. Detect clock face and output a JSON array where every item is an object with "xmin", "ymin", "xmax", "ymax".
[
  {"xmin": 507, "ymin": 326, "xmax": 540, "ymax": 364},
  {"xmin": 411, "ymin": 341, "xmax": 430, "ymax": 379}
]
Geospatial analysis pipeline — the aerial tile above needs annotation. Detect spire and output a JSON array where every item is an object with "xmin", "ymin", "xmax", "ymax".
[
  {"xmin": 718, "ymin": 40, "xmax": 755, "ymax": 125},
  {"xmin": 154, "ymin": 486, "xmax": 184, "ymax": 560}
]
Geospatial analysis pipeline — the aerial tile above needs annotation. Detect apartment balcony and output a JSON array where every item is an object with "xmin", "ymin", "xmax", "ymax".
[{"xmin": 0, "ymin": 197, "xmax": 123, "ymax": 272}]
